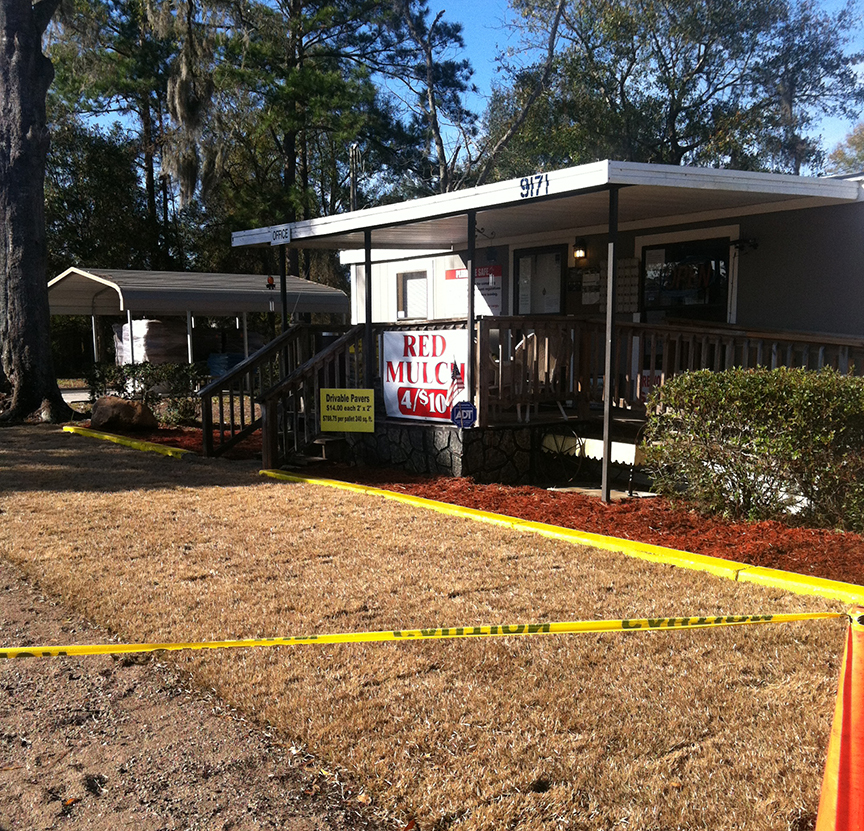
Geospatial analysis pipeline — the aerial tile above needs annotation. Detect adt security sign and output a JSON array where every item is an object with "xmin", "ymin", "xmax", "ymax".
[{"xmin": 450, "ymin": 401, "xmax": 477, "ymax": 429}]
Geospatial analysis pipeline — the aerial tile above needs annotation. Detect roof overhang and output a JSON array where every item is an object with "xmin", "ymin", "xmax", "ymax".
[
  {"xmin": 48, "ymin": 268, "xmax": 350, "ymax": 316},
  {"xmin": 233, "ymin": 160, "xmax": 863, "ymax": 254}
]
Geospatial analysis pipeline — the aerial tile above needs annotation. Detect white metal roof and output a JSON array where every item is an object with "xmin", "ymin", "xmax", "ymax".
[
  {"xmin": 232, "ymin": 159, "xmax": 863, "ymax": 253},
  {"xmin": 48, "ymin": 267, "xmax": 350, "ymax": 316}
]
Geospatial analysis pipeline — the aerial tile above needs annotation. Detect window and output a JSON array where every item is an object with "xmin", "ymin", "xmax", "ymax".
[
  {"xmin": 397, "ymin": 271, "xmax": 427, "ymax": 320},
  {"xmin": 641, "ymin": 237, "xmax": 730, "ymax": 323},
  {"xmin": 514, "ymin": 246, "xmax": 566, "ymax": 315}
]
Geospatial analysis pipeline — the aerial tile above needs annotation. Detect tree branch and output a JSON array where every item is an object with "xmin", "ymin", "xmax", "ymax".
[{"xmin": 474, "ymin": 0, "xmax": 566, "ymax": 186}]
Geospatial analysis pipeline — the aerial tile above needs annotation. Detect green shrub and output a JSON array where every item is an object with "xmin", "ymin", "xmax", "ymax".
[
  {"xmin": 644, "ymin": 367, "xmax": 864, "ymax": 530},
  {"xmin": 86, "ymin": 361, "xmax": 209, "ymax": 426},
  {"xmin": 158, "ymin": 362, "xmax": 210, "ymax": 426}
]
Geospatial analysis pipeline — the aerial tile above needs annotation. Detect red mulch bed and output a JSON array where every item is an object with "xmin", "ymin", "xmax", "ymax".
[{"xmin": 99, "ymin": 425, "xmax": 864, "ymax": 588}]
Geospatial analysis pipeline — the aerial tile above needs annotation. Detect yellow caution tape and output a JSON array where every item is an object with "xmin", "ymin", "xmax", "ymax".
[{"xmin": 0, "ymin": 612, "xmax": 845, "ymax": 659}]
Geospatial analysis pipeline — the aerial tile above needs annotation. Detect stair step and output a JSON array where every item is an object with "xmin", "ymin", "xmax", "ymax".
[{"xmin": 312, "ymin": 436, "xmax": 347, "ymax": 461}]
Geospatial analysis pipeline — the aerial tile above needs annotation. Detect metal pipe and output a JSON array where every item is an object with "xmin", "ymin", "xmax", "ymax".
[
  {"xmin": 279, "ymin": 245, "xmax": 288, "ymax": 330},
  {"xmin": 91, "ymin": 315, "xmax": 99, "ymax": 363},
  {"xmin": 127, "ymin": 310, "xmax": 135, "ymax": 365},
  {"xmin": 186, "ymin": 310, "xmax": 194, "ymax": 364},
  {"xmin": 601, "ymin": 186, "xmax": 620, "ymax": 502},
  {"xmin": 364, "ymin": 229, "xmax": 374, "ymax": 387},
  {"xmin": 466, "ymin": 210, "xmax": 476, "ymax": 403}
]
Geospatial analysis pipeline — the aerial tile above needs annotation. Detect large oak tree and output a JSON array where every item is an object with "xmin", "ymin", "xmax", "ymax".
[{"xmin": 0, "ymin": 0, "xmax": 70, "ymax": 422}]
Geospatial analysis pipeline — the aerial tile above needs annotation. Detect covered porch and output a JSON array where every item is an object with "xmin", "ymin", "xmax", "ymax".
[{"xmin": 230, "ymin": 160, "xmax": 864, "ymax": 497}]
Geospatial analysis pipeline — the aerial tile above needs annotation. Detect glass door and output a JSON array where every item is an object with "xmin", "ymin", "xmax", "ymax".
[{"xmin": 514, "ymin": 246, "xmax": 565, "ymax": 315}]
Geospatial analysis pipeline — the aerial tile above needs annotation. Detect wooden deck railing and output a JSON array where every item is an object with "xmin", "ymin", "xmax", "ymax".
[
  {"xmin": 199, "ymin": 324, "xmax": 348, "ymax": 457},
  {"xmin": 476, "ymin": 317, "xmax": 864, "ymax": 424},
  {"xmin": 259, "ymin": 325, "xmax": 366, "ymax": 469},
  {"xmin": 203, "ymin": 316, "xmax": 864, "ymax": 464}
]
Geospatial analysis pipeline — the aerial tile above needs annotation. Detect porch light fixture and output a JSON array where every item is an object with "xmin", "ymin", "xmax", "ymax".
[
  {"xmin": 732, "ymin": 238, "xmax": 758, "ymax": 252},
  {"xmin": 573, "ymin": 238, "xmax": 588, "ymax": 260}
]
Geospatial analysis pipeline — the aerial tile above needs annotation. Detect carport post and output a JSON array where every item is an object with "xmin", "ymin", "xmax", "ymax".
[
  {"xmin": 186, "ymin": 311, "xmax": 194, "ymax": 364},
  {"xmin": 601, "ymin": 186, "xmax": 620, "ymax": 503},
  {"xmin": 364, "ymin": 229, "xmax": 374, "ymax": 387},
  {"xmin": 91, "ymin": 315, "xmax": 99, "ymax": 363},
  {"xmin": 466, "ymin": 210, "xmax": 476, "ymax": 400},
  {"xmin": 242, "ymin": 313, "xmax": 249, "ymax": 358},
  {"xmin": 126, "ymin": 310, "xmax": 135, "ymax": 365}
]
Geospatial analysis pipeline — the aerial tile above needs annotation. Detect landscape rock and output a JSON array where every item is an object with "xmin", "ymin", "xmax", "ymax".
[{"xmin": 90, "ymin": 396, "xmax": 158, "ymax": 432}]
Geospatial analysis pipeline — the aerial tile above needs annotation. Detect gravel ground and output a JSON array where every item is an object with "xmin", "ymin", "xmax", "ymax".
[{"xmin": 0, "ymin": 558, "xmax": 387, "ymax": 831}]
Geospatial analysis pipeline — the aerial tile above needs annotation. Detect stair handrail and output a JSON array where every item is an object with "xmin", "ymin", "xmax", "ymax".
[
  {"xmin": 198, "ymin": 323, "xmax": 325, "ymax": 400},
  {"xmin": 259, "ymin": 324, "xmax": 365, "ymax": 403}
]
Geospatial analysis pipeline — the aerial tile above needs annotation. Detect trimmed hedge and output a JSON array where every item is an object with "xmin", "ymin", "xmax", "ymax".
[{"xmin": 644, "ymin": 367, "xmax": 864, "ymax": 531}]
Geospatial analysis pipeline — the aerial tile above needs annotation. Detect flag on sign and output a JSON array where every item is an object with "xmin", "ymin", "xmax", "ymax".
[{"xmin": 447, "ymin": 360, "xmax": 465, "ymax": 408}]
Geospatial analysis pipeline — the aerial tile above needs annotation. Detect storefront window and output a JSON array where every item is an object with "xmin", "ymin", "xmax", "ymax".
[
  {"xmin": 397, "ymin": 271, "xmax": 427, "ymax": 319},
  {"xmin": 642, "ymin": 237, "xmax": 729, "ymax": 322}
]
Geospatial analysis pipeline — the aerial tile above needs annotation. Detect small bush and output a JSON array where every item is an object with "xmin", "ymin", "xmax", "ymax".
[
  {"xmin": 86, "ymin": 361, "xmax": 209, "ymax": 426},
  {"xmin": 158, "ymin": 363, "xmax": 210, "ymax": 426},
  {"xmin": 644, "ymin": 367, "xmax": 864, "ymax": 530}
]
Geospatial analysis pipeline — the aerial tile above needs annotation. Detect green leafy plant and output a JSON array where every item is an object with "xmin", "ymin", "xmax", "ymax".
[
  {"xmin": 644, "ymin": 367, "xmax": 864, "ymax": 530},
  {"xmin": 86, "ymin": 361, "xmax": 209, "ymax": 426},
  {"xmin": 158, "ymin": 363, "xmax": 210, "ymax": 426}
]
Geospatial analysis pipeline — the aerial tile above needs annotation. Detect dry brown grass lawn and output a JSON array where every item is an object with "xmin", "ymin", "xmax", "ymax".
[{"xmin": 0, "ymin": 425, "xmax": 849, "ymax": 830}]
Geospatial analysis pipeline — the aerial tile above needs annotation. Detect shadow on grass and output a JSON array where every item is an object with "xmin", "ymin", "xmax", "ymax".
[{"xmin": 0, "ymin": 424, "xmax": 266, "ymax": 494}]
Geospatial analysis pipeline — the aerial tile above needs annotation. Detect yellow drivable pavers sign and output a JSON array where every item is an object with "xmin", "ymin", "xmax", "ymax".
[{"xmin": 320, "ymin": 389, "xmax": 374, "ymax": 432}]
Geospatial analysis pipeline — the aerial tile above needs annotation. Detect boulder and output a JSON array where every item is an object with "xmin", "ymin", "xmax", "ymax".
[{"xmin": 90, "ymin": 396, "xmax": 159, "ymax": 432}]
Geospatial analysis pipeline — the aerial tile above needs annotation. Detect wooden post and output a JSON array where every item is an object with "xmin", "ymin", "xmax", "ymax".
[{"xmin": 261, "ymin": 398, "xmax": 279, "ymax": 470}]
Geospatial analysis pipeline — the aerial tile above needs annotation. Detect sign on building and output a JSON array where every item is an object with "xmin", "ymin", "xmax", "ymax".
[
  {"xmin": 319, "ymin": 389, "xmax": 375, "ymax": 432},
  {"xmin": 382, "ymin": 330, "xmax": 468, "ymax": 422},
  {"xmin": 444, "ymin": 264, "xmax": 503, "ymax": 316}
]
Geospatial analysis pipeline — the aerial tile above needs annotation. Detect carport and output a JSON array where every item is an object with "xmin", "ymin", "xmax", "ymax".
[{"xmin": 48, "ymin": 267, "xmax": 350, "ymax": 364}]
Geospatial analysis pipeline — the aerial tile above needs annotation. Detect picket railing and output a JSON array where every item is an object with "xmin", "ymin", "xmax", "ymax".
[
  {"xmin": 199, "ymin": 324, "xmax": 347, "ymax": 457},
  {"xmin": 476, "ymin": 317, "xmax": 864, "ymax": 424},
  {"xmin": 202, "ymin": 316, "xmax": 864, "ymax": 464}
]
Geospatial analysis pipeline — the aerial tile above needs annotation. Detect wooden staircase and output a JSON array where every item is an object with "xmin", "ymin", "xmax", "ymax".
[{"xmin": 198, "ymin": 324, "xmax": 367, "ymax": 467}]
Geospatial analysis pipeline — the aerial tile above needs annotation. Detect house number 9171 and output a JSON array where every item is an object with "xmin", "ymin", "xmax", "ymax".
[{"xmin": 520, "ymin": 173, "xmax": 549, "ymax": 199}]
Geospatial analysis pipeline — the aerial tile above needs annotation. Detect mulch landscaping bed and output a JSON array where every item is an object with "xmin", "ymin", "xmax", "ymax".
[{"xmin": 99, "ymin": 424, "xmax": 864, "ymax": 588}]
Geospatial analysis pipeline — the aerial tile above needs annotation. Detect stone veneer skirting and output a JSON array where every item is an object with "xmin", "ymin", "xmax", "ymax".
[{"xmin": 345, "ymin": 420, "xmax": 535, "ymax": 484}]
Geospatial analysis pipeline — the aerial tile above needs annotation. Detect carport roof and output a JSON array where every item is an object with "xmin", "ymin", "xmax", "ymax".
[
  {"xmin": 48, "ymin": 267, "xmax": 350, "ymax": 316},
  {"xmin": 231, "ymin": 160, "xmax": 864, "ymax": 252}
]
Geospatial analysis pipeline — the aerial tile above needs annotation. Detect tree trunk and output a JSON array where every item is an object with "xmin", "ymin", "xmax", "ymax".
[{"xmin": 0, "ymin": 0, "xmax": 71, "ymax": 422}]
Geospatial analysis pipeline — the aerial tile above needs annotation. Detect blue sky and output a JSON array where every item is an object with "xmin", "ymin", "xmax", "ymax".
[{"xmin": 429, "ymin": 0, "xmax": 864, "ymax": 153}]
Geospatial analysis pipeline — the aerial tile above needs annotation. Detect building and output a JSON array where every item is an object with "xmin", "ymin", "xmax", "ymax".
[{"xmin": 227, "ymin": 160, "xmax": 864, "ymax": 495}]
